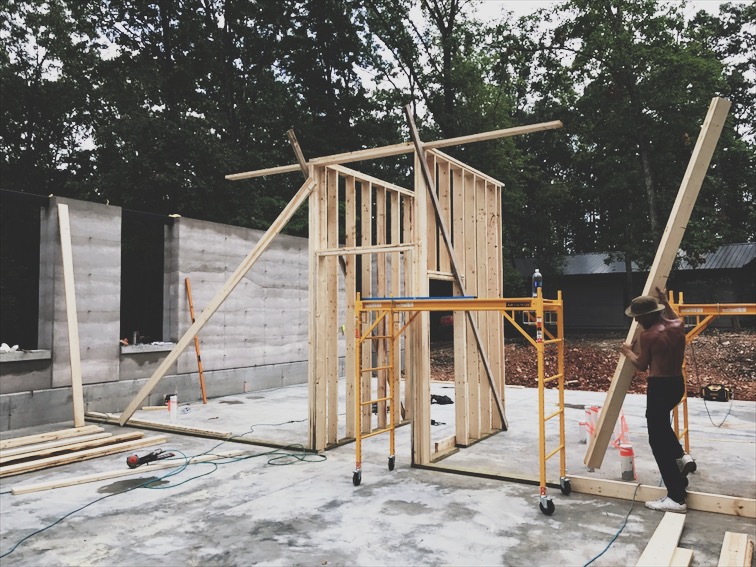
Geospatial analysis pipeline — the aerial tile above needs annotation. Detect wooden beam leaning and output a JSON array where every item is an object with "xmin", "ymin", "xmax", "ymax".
[
  {"xmin": 225, "ymin": 120, "xmax": 563, "ymax": 181},
  {"xmin": 585, "ymin": 96, "xmax": 731, "ymax": 468},
  {"xmin": 58, "ymin": 203, "xmax": 85, "ymax": 427},
  {"xmin": 403, "ymin": 105, "xmax": 508, "ymax": 430},
  {"xmin": 118, "ymin": 177, "xmax": 317, "ymax": 425},
  {"xmin": 286, "ymin": 128, "xmax": 309, "ymax": 174}
]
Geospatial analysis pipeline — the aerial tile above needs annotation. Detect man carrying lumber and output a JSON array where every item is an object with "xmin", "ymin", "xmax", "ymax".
[{"xmin": 620, "ymin": 287, "xmax": 697, "ymax": 513}]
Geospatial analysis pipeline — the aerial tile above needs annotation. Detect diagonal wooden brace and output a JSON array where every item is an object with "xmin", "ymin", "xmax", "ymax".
[
  {"xmin": 118, "ymin": 177, "xmax": 317, "ymax": 425},
  {"xmin": 584, "ymin": 96, "xmax": 731, "ymax": 468},
  {"xmin": 403, "ymin": 105, "xmax": 508, "ymax": 430}
]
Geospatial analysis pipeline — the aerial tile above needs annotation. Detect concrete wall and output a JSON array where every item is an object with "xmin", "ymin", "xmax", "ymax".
[{"xmin": 0, "ymin": 197, "xmax": 326, "ymax": 430}]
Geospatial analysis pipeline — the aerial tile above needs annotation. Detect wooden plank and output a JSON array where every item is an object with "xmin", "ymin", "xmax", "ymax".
[
  {"xmin": 0, "ymin": 433, "xmax": 113, "ymax": 462},
  {"xmin": 402, "ymin": 193, "xmax": 415, "ymax": 421},
  {"xmin": 485, "ymin": 181, "xmax": 500, "ymax": 430},
  {"xmin": 390, "ymin": 191, "xmax": 402, "ymax": 427},
  {"xmin": 586, "ymin": 97, "xmax": 731, "ymax": 468},
  {"xmin": 452, "ymin": 165, "xmax": 469, "ymax": 446},
  {"xmin": 718, "ymin": 532, "xmax": 753, "ymax": 567},
  {"xmin": 411, "ymin": 152, "xmax": 431, "ymax": 464},
  {"xmin": 308, "ymin": 171, "xmax": 323, "ymax": 450},
  {"xmin": 0, "ymin": 435, "xmax": 166, "ymax": 478},
  {"xmin": 0, "ymin": 425, "xmax": 104, "ymax": 450},
  {"xmin": 426, "ymin": 153, "xmax": 438, "ymax": 272},
  {"xmin": 326, "ymin": 168, "xmax": 339, "ymax": 445},
  {"xmin": 670, "ymin": 547, "xmax": 694, "ymax": 567},
  {"xmin": 405, "ymin": 106, "xmax": 507, "ymax": 430},
  {"xmin": 360, "ymin": 180, "xmax": 373, "ymax": 434},
  {"xmin": 315, "ymin": 243, "xmax": 416, "ymax": 257},
  {"xmin": 375, "ymin": 186, "xmax": 388, "ymax": 429},
  {"xmin": 430, "ymin": 148, "xmax": 503, "ymax": 187},
  {"xmin": 438, "ymin": 159, "xmax": 451, "ymax": 274},
  {"xmin": 476, "ymin": 176, "xmax": 492, "ymax": 435},
  {"xmin": 464, "ymin": 172, "xmax": 480, "ymax": 441},
  {"xmin": 496, "ymin": 184, "xmax": 505, "ymax": 405},
  {"xmin": 327, "ymin": 164, "xmax": 413, "ymax": 197},
  {"xmin": 570, "ymin": 475, "xmax": 756, "ymax": 518},
  {"xmin": 286, "ymin": 128, "xmax": 309, "ymax": 174},
  {"xmin": 313, "ymin": 167, "xmax": 329, "ymax": 451},
  {"xmin": 433, "ymin": 435, "xmax": 456, "ymax": 454},
  {"xmin": 10, "ymin": 451, "xmax": 243, "ymax": 495},
  {"xmin": 226, "ymin": 121, "xmax": 564, "ymax": 181},
  {"xmin": 185, "ymin": 277, "xmax": 208, "ymax": 404},
  {"xmin": 0, "ymin": 432, "xmax": 142, "ymax": 464},
  {"xmin": 344, "ymin": 175, "xmax": 357, "ymax": 439},
  {"xmin": 57, "ymin": 203, "xmax": 85, "ymax": 427},
  {"xmin": 119, "ymin": 177, "xmax": 317, "ymax": 426},
  {"xmin": 86, "ymin": 412, "xmax": 233, "ymax": 438},
  {"xmin": 636, "ymin": 512, "xmax": 686, "ymax": 567}
]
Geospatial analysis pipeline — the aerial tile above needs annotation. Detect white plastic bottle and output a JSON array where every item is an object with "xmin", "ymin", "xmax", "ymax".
[
  {"xmin": 532, "ymin": 269, "xmax": 543, "ymax": 298},
  {"xmin": 169, "ymin": 395, "xmax": 178, "ymax": 423}
]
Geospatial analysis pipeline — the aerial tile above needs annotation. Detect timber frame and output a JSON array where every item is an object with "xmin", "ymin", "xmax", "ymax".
[{"xmin": 116, "ymin": 117, "xmax": 564, "ymax": 468}]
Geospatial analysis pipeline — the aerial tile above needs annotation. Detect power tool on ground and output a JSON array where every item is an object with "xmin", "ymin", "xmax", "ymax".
[{"xmin": 126, "ymin": 449, "xmax": 175, "ymax": 469}]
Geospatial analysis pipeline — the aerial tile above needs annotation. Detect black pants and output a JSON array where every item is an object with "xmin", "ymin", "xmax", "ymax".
[{"xmin": 646, "ymin": 376, "xmax": 686, "ymax": 503}]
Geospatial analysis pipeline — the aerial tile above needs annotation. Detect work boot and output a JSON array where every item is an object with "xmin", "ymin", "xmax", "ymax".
[
  {"xmin": 677, "ymin": 453, "xmax": 697, "ymax": 477},
  {"xmin": 645, "ymin": 496, "xmax": 687, "ymax": 513}
]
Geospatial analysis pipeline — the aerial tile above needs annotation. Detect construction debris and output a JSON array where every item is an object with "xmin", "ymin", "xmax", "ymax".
[{"xmin": 0, "ymin": 426, "xmax": 166, "ymax": 478}]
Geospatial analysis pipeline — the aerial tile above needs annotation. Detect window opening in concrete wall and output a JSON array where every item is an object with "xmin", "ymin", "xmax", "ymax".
[
  {"xmin": 120, "ymin": 209, "xmax": 169, "ymax": 344},
  {"xmin": 0, "ymin": 189, "xmax": 45, "ymax": 349}
]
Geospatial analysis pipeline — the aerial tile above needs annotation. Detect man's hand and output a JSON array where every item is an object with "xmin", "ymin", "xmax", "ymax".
[
  {"xmin": 620, "ymin": 341, "xmax": 636, "ymax": 359},
  {"xmin": 655, "ymin": 286, "xmax": 669, "ymax": 305},
  {"xmin": 655, "ymin": 285, "xmax": 679, "ymax": 319}
]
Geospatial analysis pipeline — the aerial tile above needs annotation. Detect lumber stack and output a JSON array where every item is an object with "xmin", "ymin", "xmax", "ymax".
[
  {"xmin": 635, "ymin": 514, "xmax": 755, "ymax": 567},
  {"xmin": 0, "ymin": 425, "xmax": 166, "ymax": 478}
]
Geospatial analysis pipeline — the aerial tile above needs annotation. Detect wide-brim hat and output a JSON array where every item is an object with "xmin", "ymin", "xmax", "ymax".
[{"xmin": 625, "ymin": 295, "xmax": 665, "ymax": 318}]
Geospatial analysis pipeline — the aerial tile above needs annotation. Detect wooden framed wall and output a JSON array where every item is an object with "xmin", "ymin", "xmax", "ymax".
[
  {"xmin": 307, "ymin": 149, "xmax": 505, "ymax": 458},
  {"xmin": 309, "ymin": 164, "xmax": 416, "ymax": 452},
  {"xmin": 419, "ymin": 150, "xmax": 505, "ymax": 454}
]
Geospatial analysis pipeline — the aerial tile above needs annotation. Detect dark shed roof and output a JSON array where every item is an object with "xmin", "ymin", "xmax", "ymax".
[
  {"xmin": 516, "ymin": 243, "xmax": 755, "ymax": 277},
  {"xmin": 677, "ymin": 243, "xmax": 756, "ymax": 270}
]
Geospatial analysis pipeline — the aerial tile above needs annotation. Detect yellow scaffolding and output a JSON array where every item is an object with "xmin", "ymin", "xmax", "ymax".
[
  {"xmin": 668, "ymin": 292, "xmax": 756, "ymax": 453},
  {"xmin": 352, "ymin": 291, "xmax": 568, "ymax": 515}
]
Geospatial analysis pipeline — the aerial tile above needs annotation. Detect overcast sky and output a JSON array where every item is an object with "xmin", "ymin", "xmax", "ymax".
[{"xmin": 474, "ymin": 0, "xmax": 743, "ymax": 20}]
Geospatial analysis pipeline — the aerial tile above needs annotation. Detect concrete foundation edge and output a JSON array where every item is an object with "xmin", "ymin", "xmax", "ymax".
[{"xmin": 0, "ymin": 361, "xmax": 312, "ymax": 431}]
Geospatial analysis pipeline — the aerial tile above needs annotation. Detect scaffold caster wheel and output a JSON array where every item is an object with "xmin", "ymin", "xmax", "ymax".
[
  {"xmin": 352, "ymin": 470, "xmax": 362, "ymax": 486},
  {"xmin": 388, "ymin": 455, "xmax": 395, "ymax": 471},
  {"xmin": 560, "ymin": 477, "xmax": 572, "ymax": 496},
  {"xmin": 539, "ymin": 497, "xmax": 555, "ymax": 516}
]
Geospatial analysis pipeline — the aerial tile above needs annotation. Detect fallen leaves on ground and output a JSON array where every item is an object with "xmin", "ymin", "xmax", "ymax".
[{"xmin": 430, "ymin": 330, "xmax": 756, "ymax": 402}]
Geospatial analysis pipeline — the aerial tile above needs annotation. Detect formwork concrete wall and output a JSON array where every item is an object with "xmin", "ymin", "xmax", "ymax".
[{"xmin": 0, "ymin": 197, "xmax": 330, "ymax": 430}]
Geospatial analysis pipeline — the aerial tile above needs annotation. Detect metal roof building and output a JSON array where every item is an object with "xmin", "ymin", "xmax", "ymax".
[{"xmin": 515, "ymin": 243, "xmax": 755, "ymax": 330}]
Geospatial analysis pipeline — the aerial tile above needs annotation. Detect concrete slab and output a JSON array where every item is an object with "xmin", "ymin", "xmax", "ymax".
[{"xmin": 1, "ymin": 384, "xmax": 754, "ymax": 566}]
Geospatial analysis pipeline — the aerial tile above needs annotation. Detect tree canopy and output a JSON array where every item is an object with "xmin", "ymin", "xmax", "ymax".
[{"xmin": 1, "ymin": 0, "xmax": 753, "ymax": 279}]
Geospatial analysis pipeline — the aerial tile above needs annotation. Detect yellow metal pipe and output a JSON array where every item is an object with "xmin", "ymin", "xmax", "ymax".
[
  {"xmin": 545, "ymin": 409, "xmax": 563, "ymax": 422},
  {"xmin": 545, "ymin": 444, "xmax": 565, "ymax": 462}
]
